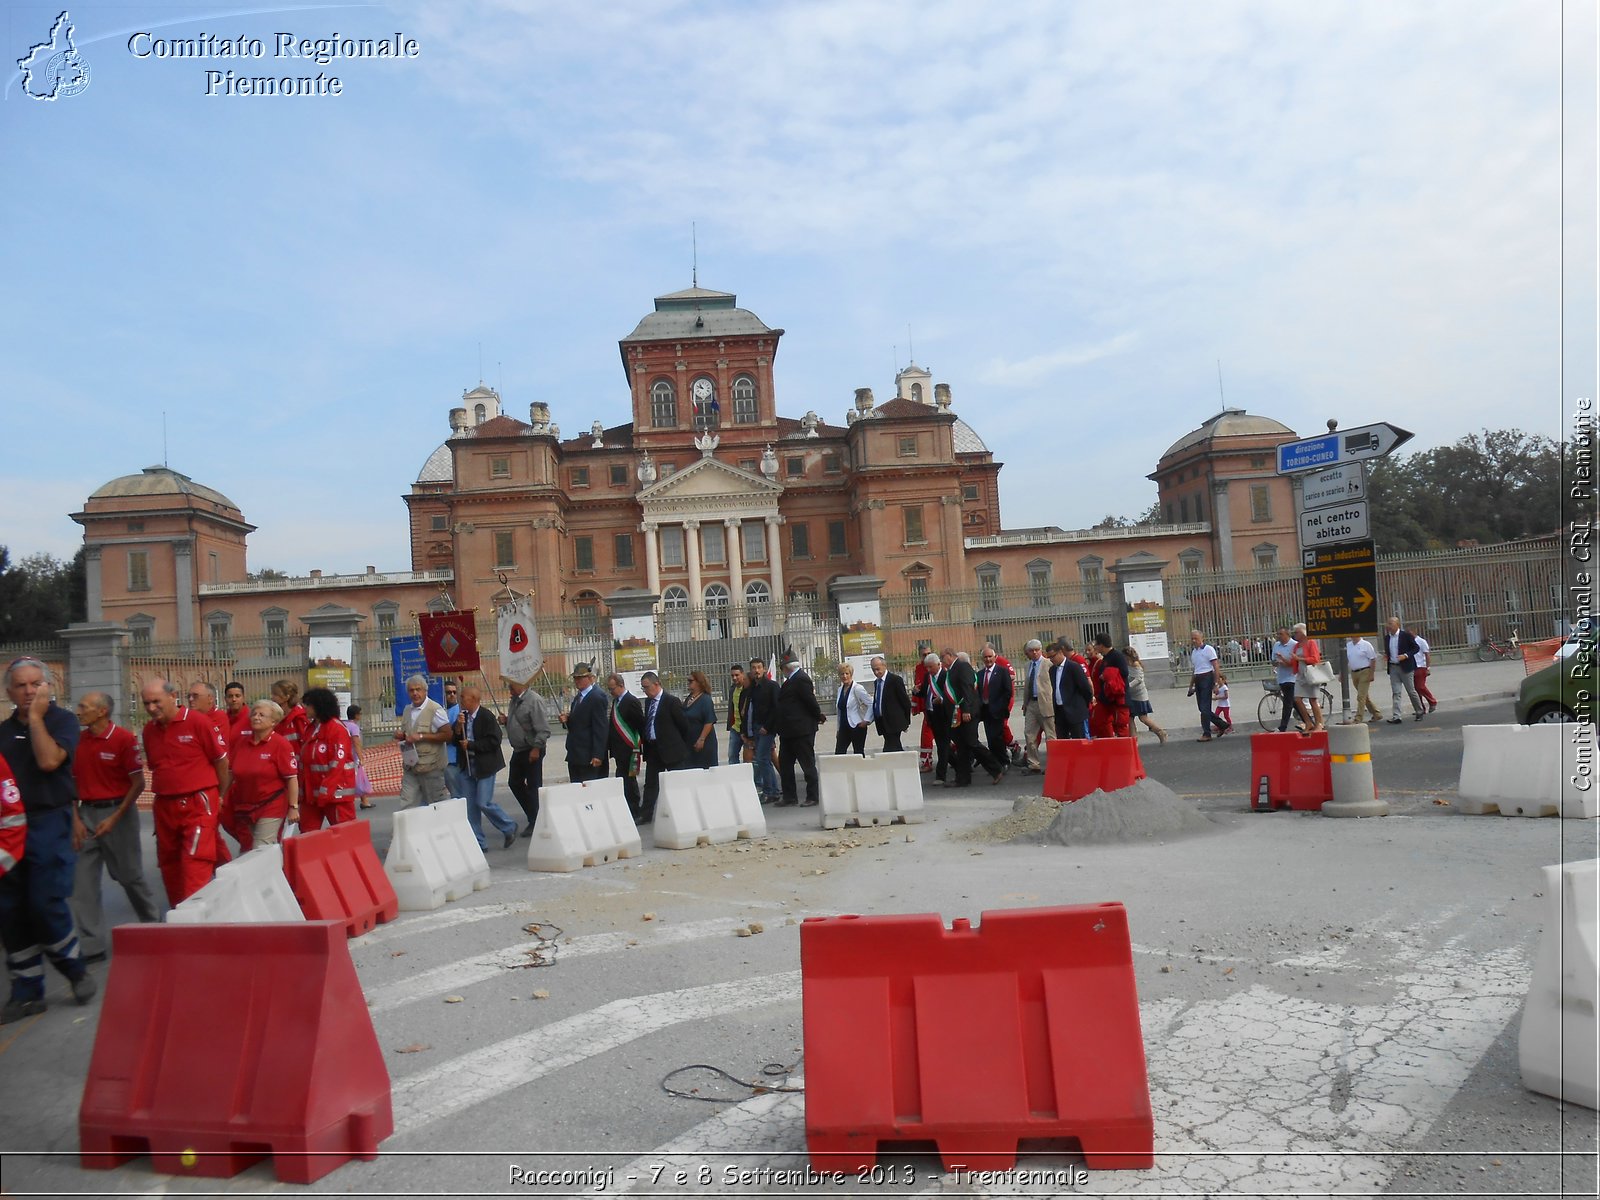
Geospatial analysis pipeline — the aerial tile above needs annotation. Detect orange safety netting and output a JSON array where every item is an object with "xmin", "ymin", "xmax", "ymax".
[{"xmin": 1521, "ymin": 637, "xmax": 1565, "ymax": 675}]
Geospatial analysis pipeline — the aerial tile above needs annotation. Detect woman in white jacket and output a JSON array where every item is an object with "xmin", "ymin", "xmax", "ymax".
[{"xmin": 833, "ymin": 663, "xmax": 873, "ymax": 757}]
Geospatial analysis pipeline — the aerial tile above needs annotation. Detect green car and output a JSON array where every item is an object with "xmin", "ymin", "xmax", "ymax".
[{"xmin": 1515, "ymin": 630, "xmax": 1596, "ymax": 723}]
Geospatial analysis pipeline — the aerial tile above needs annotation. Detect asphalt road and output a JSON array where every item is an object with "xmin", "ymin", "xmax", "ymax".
[{"xmin": 2, "ymin": 683, "xmax": 1596, "ymax": 1199}]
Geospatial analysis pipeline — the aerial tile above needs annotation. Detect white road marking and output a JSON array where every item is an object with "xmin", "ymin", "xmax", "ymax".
[
  {"xmin": 388, "ymin": 970, "xmax": 803, "ymax": 1137},
  {"xmin": 365, "ymin": 917, "xmax": 758, "ymax": 1014},
  {"xmin": 572, "ymin": 924, "xmax": 1529, "ymax": 1197}
]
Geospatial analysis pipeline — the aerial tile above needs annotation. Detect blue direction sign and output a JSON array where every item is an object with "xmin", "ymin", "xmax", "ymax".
[{"xmin": 1277, "ymin": 422, "xmax": 1413, "ymax": 475}]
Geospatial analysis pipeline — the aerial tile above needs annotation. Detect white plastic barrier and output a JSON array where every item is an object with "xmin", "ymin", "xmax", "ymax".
[
  {"xmin": 527, "ymin": 777, "xmax": 642, "ymax": 872},
  {"xmin": 166, "ymin": 843, "xmax": 304, "ymax": 924},
  {"xmin": 1519, "ymin": 858, "xmax": 1599, "ymax": 1109},
  {"xmin": 654, "ymin": 762, "xmax": 767, "ymax": 849},
  {"xmin": 1456, "ymin": 724, "xmax": 1598, "ymax": 818},
  {"xmin": 818, "ymin": 750, "xmax": 924, "ymax": 830},
  {"xmin": 383, "ymin": 797, "xmax": 492, "ymax": 911}
]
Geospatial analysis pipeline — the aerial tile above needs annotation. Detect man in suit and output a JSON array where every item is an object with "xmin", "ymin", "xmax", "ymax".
[
  {"xmin": 742, "ymin": 658, "xmax": 782, "ymax": 805},
  {"xmin": 1018, "ymin": 639, "xmax": 1054, "ymax": 773},
  {"xmin": 775, "ymin": 651, "xmax": 824, "ymax": 806},
  {"xmin": 638, "ymin": 671, "xmax": 691, "ymax": 823},
  {"xmin": 868, "ymin": 656, "xmax": 911, "ymax": 752},
  {"xmin": 603, "ymin": 673, "xmax": 646, "ymax": 823},
  {"xmin": 1046, "ymin": 641, "xmax": 1093, "ymax": 739},
  {"xmin": 561, "ymin": 663, "xmax": 610, "ymax": 782},
  {"xmin": 1383, "ymin": 616, "xmax": 1426, "ymax": 723},
  {"xmin": 454, "ymin": 685, "xmax": 519, "ymax": 849},
  {"xmin": 915, "ymin": 652, "xmax": 952, "ymax": 782},
  {"xmin": 976, "ymin": 645, "xmax": 1014, "ymax": 763},
  {"xmin": 1089, "ymin": 633, "xmax": 1133, "ymax": 738},
  {"xmin": 943, "ymin": 648, "xmax": 1007, "ymax": 787}
]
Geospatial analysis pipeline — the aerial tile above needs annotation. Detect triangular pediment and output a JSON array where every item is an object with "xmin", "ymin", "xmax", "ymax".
[{"xmin": 639, "ymin": 456, "xmax": 781, "ymax": 502}]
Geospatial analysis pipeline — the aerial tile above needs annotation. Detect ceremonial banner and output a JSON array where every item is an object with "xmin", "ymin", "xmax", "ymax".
[
  {"xmin": 419, "ymin": 610, "xmax": 481, "ymax": 673},
  {"xmin": 389, "ymin": 636, "xmax": 444, "ymax": 716},
  {"xmin": 497, "ymin": 597, "xmax": 543, "ymax": 685}
]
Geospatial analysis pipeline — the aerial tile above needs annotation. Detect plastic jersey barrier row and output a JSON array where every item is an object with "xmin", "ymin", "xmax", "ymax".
[
  {"xmin": 383, "ymin": 797, "xmax": 491, "ymax": 910},
  {"xmin": 527, "ymin": 777, "xmax": 641, "ymax": 872},
  {"xmin": 1041, "ymin": 739, "xmax": 1147, "ymax": 804},
  {"xmin": 654, "ymin": 761, "xmax": 768, "ymax": 848},
  {"xmin": 281, "ymin": 819, "xmax": 399, "ymax": 937},
  {"xmin": 818, "ymin": 751, "xmax": 925, "ymax": 829}
]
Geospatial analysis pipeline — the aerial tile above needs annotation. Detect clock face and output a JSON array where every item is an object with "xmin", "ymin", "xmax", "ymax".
[{"xmin": 693, "ymin": 379, "xmax": 712, "ymax": 401}]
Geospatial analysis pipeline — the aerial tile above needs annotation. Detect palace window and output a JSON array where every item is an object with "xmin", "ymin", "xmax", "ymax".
[
  {"xmin": 660, "ymin": 526, "xmax": 685, "ymax": 568},
  {"xmin": 732, "ymin": 375, "xmax": 758, "ymax": 424},
  {"xmin": 701, "ymin": 523, "xmax": 725, "ymax": 565},
  {"xmin": 691, "ymin": 377, "xmax": 720, "ymax": 430},
  {"xmin": 570, "ymin": 467, "xmax": 589, "ymax": 488},
  {"xmin": 787, "ymin": 456, "xmax": 805, "ymax": 478},
  {"xmin": 207, "ymin": 615, "xmax": 231, "ymax": 659},
  {"xmin": 977, "ymin": 566, "xmax": 1001, "ymax": 612},
  {"xmin": 650, "ymin": 380, "xmax": 677, "ymax": 427},
  {"xmin": 492, "ymin": 457, "xmax": 511, "ymax": 478},
  {"xmin": 742, "ymin": 522, "xmax": 766, "ymax": 562},
  {"xmin": 823, "ymin": 453, "xmax": 843, "ymax": 475},
  {"xmin": 909, "ymin": 577, "xmax": 931, "ymax": 622},
  {"xmin": 494, "ymin": 531, "xmax": 515, "ymax": 569},
  {"xmin": 1253, "ymin": 544, "xmax": 1278, "ymax": 570},
  {"xmin": 610, "ymin": 464, "xmax": 628, "ymax": 487},
  {"xmin": 962, "ymin": 483, "xmax": 980, "ymax": 502},
  {"xmin": 614, "ymin": 533, "xmax": 635, "ymax": 569},
  {"xmin": 1250, "ymin": 484, "xmax": 1271, "ymax": 523},
  {"xmin": 264, "ymin": 615, "xmax": 287, "ymax": 659},
  {"xmin": 128, "ymin": 616, "xmax": 154, "ymax": 653},
  {"xmin": 574, "ymin": 536, "xmax": 594, "ymax": 571},
  {"xmin": 1028, "ymin": 561, "xmax": 1052, "ymax": 608},
  {"xmin": 903, "ymin": 506, "xmax": 925, "ymax": 544},
  {"xmin": 128, "ymin": 550, "xmax": 150, "ymax": 592},
  {"xmin": 662, "ymin": 586, "xmax": 689, "ymax": 609},
  {"xmin": 430, "ymin": 514, "xmax": 448, "ymax": 531},
  {"xmin": 898, "ymin": 436, "xmax": 917, "ymax": 457},
  {"xmin": 1079, "ymin": 558, "xmax": 1105, "ymax": 603},
  {"xmin": 790, "ymin": 523, "xmax": 811, "ymax": 559},
  {"xmin": 827, "ymin": 520, "xmax": 847, "ymax": 557}
]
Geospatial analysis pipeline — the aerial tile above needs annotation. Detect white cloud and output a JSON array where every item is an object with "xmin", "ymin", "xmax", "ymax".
[{"xmin": 978, "ymin": 332, "xmax": 1139, "ymax": 387}]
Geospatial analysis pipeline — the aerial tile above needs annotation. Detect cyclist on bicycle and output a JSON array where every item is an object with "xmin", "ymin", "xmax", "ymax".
[{"xmin": 1270, "ymin": 628, "xmax": 1299, "ymax": 731}]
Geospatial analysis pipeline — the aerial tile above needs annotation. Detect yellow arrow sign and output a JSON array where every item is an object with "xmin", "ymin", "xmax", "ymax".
[{"xmin": 1354, "ymin": 587, "xmax": 1375, "ymax": 613}]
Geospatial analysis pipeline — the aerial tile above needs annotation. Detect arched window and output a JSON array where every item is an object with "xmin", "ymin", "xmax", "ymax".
[
  {"xmin": 662, "ymin": 586, "xmax": 689, "ymax": 609},
  {"xmin": 691, "ymin": 377, "xmax": 720, "ymax": 430},
  {"xmin": 651, "ymin": 380, "xmax": 677, "ymax": 428},
  {"xmin": 732, "ymin": 375, "xmax": 757, "ymax": 424},
  {"xmin": 705, "ymin": 583, "xmax": 731, "ymax": 639},
  {"xmin": 662, "ymin": 584, "xmax": 690, "ymax": 641},
  {"xmin": 910, "ymin": 382, "xmax": 923, "ymax": 403},
  {"xmin": 474, "ymin": 403, "xmax": 487, "ymax": 424},
  {"xmin": 745, "ymin": 579, "xmax": 773, "ymax": 634}
]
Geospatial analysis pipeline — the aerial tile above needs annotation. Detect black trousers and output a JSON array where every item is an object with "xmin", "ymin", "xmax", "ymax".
[
  {"xmin": 876, "ymin": 719, "xmax": 904, "ymax": 753},
  {"xmin": 834, "ymin": 722, "xmax": 868, "ymax": 756},
  {"xmin": 1276, "ymin": 682, "xmax": 1298, "ymax": 732},
  {"xmin": 610, "ymin": 747, "xmax": 643, "ymax": 820},
  {"xmin": 953, "ymin": 716, "xmax": 1005, "ymax": 784},
  {"xmin": 926, "ymin": 707, "xmax": 952, "ymax": 780},
  {"xmin": 507, "ymin": 747, "xmax": 545, "ymax": 827},
  {"xmin": 982, "ymin": 714, "xmax": 1008, "ymax": 759},
  {"xmin": 567, "ymin": 759, "xmax": 609, "ymax": 784},
  {"xmin": 640, "ymin": 752, "xmax": 686, "ymax": 822},
  {"xmin": 779, "ymin": 734, "xmax": 819, "ymax": 803},
  {"xmin": 1054, "ymin": 709, "xmax": 1087, "ymax": 739}
]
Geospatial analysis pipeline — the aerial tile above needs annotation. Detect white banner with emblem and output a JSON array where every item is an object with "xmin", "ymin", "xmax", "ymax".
[{"xmin": 497, "ymin": 597, "xmax": 543, "ymax": 685}]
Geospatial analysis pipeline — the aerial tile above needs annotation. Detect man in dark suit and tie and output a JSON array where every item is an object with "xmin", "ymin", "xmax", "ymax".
[
  {"xmin": 915, "ymin": 652, "xmax": 952, "ymax": 782},
  {"xmin": 774, "ymin": 650, "xmax": 824, "ymax": 806},
  {"xmin": 560, "ymin": 663, "xmax": 610, "ymax": 783},
  {"xmin": 976, "ymin": 646, "xmax": 1014, "ymax": 762},
  {"xmin": 638, "ymin": 671, "xmax": 691, "ymax": 823},
  {"xmin": 868, "ymin": 656, "xmax": 911, "ymax": 752},
  {"xmin": 1046, "ymin": 641, "xmax": 1093, "ymax": 739},
  {"xmin": 943, "ymin": 648, "xmax": 1007, "ymax": 786},
  {"xmin": 604, "ymin": 673, "xmax": 647, "ymax": 823}
]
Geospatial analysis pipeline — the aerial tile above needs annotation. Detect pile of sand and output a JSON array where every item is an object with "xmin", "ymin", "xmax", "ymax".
[{"xmin": 959, "ymin": 778, "xmax": 1222, "ymax": 846}]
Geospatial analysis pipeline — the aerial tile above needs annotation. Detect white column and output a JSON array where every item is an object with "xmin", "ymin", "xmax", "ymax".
[
  {"xmin": 765, "ymin": 515, "xmax": 785, "ymax": 631},
  {"xmin": 684, "ymin": 520, "xmax": 702, "ymax": 639},
  {"xmin": 642, "ymin": 521, "xmax": 660, "ymax": 595},
  {"xmin": 725, "ymin": 518, "xmax": 744, "ymax": 603}
]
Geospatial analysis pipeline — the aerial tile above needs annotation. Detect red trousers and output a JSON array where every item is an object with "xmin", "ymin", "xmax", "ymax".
[
  {"xmin": 1089, "ymin": 703, "xmax": 1132, "ymax": 739},
  {"xmin": 298, "ymin": 798, "xmax": 355, "ymax": 833},
  {"xmin": 154, "ymin": 790, "xmax": 223, "ymax": 906},
  {"xmin": 1414, "ymin": 668, "xmax": 1437, "ymax": 708}
]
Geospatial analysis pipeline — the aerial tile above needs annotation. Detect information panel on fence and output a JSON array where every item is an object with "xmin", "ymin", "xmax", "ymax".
[{"xmin": 1302, "ymin": 540, "xmax": 1378, "ymax": 639}]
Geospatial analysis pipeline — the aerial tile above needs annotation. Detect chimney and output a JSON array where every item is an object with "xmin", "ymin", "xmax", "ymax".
[
  {"xmin": 309, "ymin": 569, "xmax": 322, "ymax": 580},
  {"xmin": 366, "ymin": 565, "xmax": 376, "ymax": 576}
]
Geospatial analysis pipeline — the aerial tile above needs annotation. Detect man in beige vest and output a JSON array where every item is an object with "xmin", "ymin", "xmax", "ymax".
[{"xmin": 395, "ymin": 675, "xmax": 452, "ymax": 806}]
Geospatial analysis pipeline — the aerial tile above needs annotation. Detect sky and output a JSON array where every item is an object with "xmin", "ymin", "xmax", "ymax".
[{"xmin": 3, "ymin": 0, "xmax": 1595, "ymax": 574}]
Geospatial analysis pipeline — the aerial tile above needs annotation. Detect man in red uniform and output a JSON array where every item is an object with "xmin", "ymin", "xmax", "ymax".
[
  {"xmin": 0, "ymin": 758, "xmax": 22, "ymax": 880},
  {"xmin": 299, "ymin": 687, "xmax": 355, "ymax": 832},
  {"xmin": 1088, "ymin": 633, "xmax": 1133, "ymax": 739},
  {"xmin": 70, "ymin": 692, "xmax": 161, "ymax": 960},
  {"xmin": 187, "ymin": 682, "xmax": 235, "ymax": 863},
  {"xmin": 141, "ymin": 677, "xmax": 230, "ymax": 906},
  {"xmin": 223, "ymin": 681, "xmax": 251, "ymax": 740}
]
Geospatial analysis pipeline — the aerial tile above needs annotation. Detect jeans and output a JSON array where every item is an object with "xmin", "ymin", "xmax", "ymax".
[
  {"xmin": 443, "ymin": 764, "xmax": 465, "ymax": 800},
  {"xmin": 464, "ymin": 773, "xmax": 518, "ymax": 848},
  {"xmin": 750, "ymin": 727, "xmax": 780, "ymax": 798},
  {"xmin": 726, "ymin": 730, "xmax": 745, "ymax": 766}
]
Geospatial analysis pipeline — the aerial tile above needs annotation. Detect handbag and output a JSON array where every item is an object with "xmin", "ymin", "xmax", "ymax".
[{"xmin": 1299, "ymin": 661, "xmax": 1335, "ymax": 686}]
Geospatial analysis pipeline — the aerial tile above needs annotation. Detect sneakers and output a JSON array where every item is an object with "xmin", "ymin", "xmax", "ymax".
[
  {"xmin": 71, "ymin": 972, "xmax": 98, "ymax": 1006},
  {"xmin": 1, "ymin": 996, "xmax": 47, "ymax": 1024}
]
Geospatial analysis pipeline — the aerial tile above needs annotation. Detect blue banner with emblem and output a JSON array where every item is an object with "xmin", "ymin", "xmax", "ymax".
[{"xmin": 390, "ymin": 635, "xmax": 445, "ymax": 716}]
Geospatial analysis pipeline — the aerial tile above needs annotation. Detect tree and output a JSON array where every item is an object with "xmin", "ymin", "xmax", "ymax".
[
  {"xmin": 1367, "ymin": 428, "xmax": 1564, "ymax": 552},
  {"xmin": 0, "ymin": 546, "xmax": 87, "ymax": 643}
]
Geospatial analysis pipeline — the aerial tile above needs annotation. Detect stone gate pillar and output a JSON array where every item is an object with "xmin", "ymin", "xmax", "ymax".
[{"xmin": 59, "ymin": 622, "xmax": 129, "ymax": 707}]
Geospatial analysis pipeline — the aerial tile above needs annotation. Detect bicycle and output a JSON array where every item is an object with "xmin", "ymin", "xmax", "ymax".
[
  {"xmin": 1477, "ymin": 627, "xmax": 1521, "ymax": 662},
  {"xmin": 1257, "ymin": 678, "xmax": 1334, "ymax": 731}
]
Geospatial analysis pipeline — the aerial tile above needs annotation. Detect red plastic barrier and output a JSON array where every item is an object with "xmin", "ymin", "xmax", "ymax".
[
  {"xmin": 801, "ymin": 905, "xmax": 1153, "ymax": 1173},
  {"xmin": 1041, "ymin": 738, "xmax": 1147, "ymax": 803},
  {"xmin": 281, "ymin": 819, "xmax": 399, "ymax": 937},
  {"xmin": 1249, "ymin": 731, "xmax": 1331, "ymax": 811},
  {"xmin": 79, "ymin": 921, "xmax": 392, "ymax": 1184}
]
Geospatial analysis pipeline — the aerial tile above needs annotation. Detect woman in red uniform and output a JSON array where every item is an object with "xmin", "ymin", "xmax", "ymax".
[
  {"xmin": 0, "ymin": 756, "xmax": 24, "ymax": 879},
  {"xmin": 223, "ymin": 700, "xmax": 299, "ymax": 852},
  {"xmin": 270, "ymin": 679, "xmax": 310, "ymax": 754},
  {"xmin": 912, "ymin": 650, "xmax": 933, "ymax": 772},
  {"xmin": 299, "ymin": 687, "xmax": 355, "ymax": 832}
]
